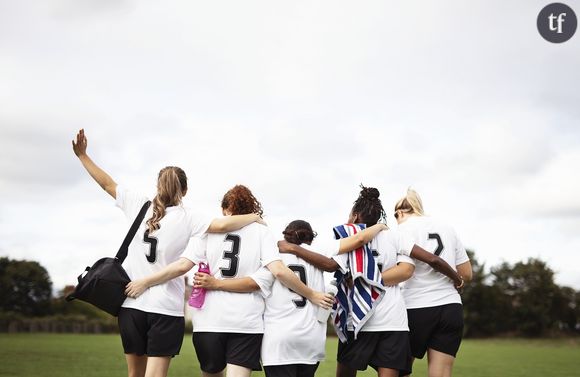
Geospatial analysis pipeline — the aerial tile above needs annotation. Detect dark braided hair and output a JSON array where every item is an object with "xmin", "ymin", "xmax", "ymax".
[
  {"xmin": 351, "ymin": 184, "xmax": 386, "ymax": 226},
  {"xmin": 282, "ymin": 220, "xmax": 317, "ymax": 245}
]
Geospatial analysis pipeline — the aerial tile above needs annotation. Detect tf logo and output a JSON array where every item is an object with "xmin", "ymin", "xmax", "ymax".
[{"xmin": 537, "ymin": 3, "xmax": 577, "ymax": 43}]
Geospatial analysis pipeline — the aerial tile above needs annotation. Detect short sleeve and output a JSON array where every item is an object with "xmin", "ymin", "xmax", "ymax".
[
  {"xmin": 396, "ymin": 254, "xmax": 415, "ymax": 266},
  {"xmin": 188, "ymin": 212, "xmax": 213, "ymax": 237},
  {"xmin": 115, "ymin": 185, "xmax": 149, "ymax": 220},
  {"xmin": 311, "ymin": 229, "xmax": 341, "ymax": 257},
  {"xmin": 250, "ymin": 267, "xmax": 276, "ymax": 298},
  {"xmin": 454, "ymin": 233, "xmax": 470, "ymax": 265},
  {"xmin": 394, "ymin": 229, "xmax": 415, "ymax": 257},
  {"xmin": 332, "ymin": 253, "xmax": 349, "ymax": 274},
  {"xmin": 260, "ymin": 227, "xmax": 282, "ymax": 267},
  {"xmin": 180, "ymin": 235, "xmax": 208, "ymax": 264}
]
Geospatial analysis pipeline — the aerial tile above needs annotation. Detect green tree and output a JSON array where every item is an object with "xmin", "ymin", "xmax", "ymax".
[
  {"xmin": 462, "ymin": 250, "xmax": 511, "ymax": 337},
  {"xmin": 0, "ymin": 257, "xmax": 52, "ymax": 316},
  {"xmin": 552, "ymin": 286, "xmax": 579, "ymax": 333},
  {"xmin": 491, "ymin": 258, "xmax": 560, "ymax": 336}
]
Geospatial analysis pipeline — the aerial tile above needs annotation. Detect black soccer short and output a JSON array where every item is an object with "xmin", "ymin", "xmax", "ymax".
[
  {"xmin": 192, "ymin": 332, "xmax": 263, "ymax": 373},
  {"xmin": 117, "ymin": 307, "xmax": 185, "ymax": 357},
  {"xmin": 337, "ymin": 330, "xmax": 412, "ymax": 375},
  {"xmin": 263, "ymin": 363, "xmax": 319, "ymax": 377},
  {"xmin": 406, "ymin": 303, "xmax": 464, "ymax": 359}
]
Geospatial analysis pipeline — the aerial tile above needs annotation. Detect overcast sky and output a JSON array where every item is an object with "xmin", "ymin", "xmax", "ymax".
[{"xmin": 1, "ymin": 1, "xmax": 579, "ymax": 291}]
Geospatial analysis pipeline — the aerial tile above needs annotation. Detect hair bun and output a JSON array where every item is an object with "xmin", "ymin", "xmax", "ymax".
[{"xmin": 359, "ymin": 185, "xmax": 380, "ymax": 200}]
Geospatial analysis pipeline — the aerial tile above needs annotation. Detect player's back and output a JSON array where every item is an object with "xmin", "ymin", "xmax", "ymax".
[
  {"xmin": 259, "ymin": 248, "xmax": 327, "ymax": 365},
  {"xmin": 398, "ymin": 216, "xmax": 469, "ymax": 309},
  {"xmin": 192, "ymin": 222, "xmax": 280, "ymax": 333}
]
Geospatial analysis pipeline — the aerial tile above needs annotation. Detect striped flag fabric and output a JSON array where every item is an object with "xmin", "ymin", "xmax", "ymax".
[{"xmin": 331, "ymin": 223, "xmax": 386, "ymax": 342}]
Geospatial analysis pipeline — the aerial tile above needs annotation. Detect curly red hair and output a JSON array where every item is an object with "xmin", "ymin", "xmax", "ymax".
[{"xmin": 221, "ymin": 185, "xmax": 264, "ymax": 216}]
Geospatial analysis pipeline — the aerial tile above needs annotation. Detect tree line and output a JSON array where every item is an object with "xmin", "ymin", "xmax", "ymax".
[
  {"xmin": 1, "ymin": 254, "xmax": 579, "ymax": 336},
  {"xmin": 462, "ymin": 251, "xmax": 579, "ymax": 337}
]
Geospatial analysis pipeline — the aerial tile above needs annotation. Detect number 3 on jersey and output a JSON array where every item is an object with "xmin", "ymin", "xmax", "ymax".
[{"xmin": 220, "ymin": 234, "xmax": 240, "ymax": 277}]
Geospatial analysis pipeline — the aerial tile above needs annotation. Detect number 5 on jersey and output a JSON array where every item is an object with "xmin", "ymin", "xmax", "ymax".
[{"xmin": 143, "ymin": 230, "xmax": 158, "ymax": 263}]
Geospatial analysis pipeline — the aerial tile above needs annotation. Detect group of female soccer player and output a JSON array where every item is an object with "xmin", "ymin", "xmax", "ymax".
[{"xmin": 72, "ymin": 129, "xmax": 472, "ymax": 377}]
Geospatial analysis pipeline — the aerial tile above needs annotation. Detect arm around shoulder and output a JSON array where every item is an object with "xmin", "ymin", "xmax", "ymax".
[
  {"xmin": 266, "ymin": 260, "xmax": 334, "ymax": 309},
  {"xmin": 207, "ymin": 214, "xmax": 261, "ymax": 233},
  {"xmin": 278, "ymin": 240, "xmax": 338, "ymax": 272},
  {"xmin": 381, "ymin": 262, "xmax": 415, "ymax": 286},
  {"xmin": 336, "ymin": 223, "xmax": 388, "ymax": 255},
  {"xmin": 410, "ymin": 245, "xmax": 462, "ymax": 287},
  {"xmin": 195, "ymin": 273, "xmax": 259, "ymax": 293},
  {"xmin": 125, "ymin": 257, "xmax": 195, "ymax": 298}
]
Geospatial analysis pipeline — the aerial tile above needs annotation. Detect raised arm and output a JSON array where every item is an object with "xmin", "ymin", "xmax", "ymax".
[
  {"xmin": 410, "ymin": 245, "xmax": 463, "ymax": 288},
  {"xmin": 194, "ymin": 272, "xmax": 260, "ymax": 293},
  {"xmin": 72, "ymin": 129, "xmax": 117, "ymax": 198},
  {"xmin": 381, "ymin": 262, "xmax": 415, "ymax": 286},
  {"xmin": 266, "ymin": 260, "xmax": 333, "ymax": 308},
  {"xmin": 207, "ymin": 214, "xmax": 264, "ymax": 233},
  {"xmin": 335, "ymin": 223, "xmax": 388, "ymax": 255},
  {"xmin": 125, "ymin": 257, "xmax": 195, "ymax": 298},
  {"xmin": 277, "ymin": 240, "xmax": 339, "ymax": 272}
]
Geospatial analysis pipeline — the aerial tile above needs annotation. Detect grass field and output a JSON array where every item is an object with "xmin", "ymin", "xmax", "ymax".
[{"xmin": 0, "ymin": 334, "xmax": 579, "ymax": 377}]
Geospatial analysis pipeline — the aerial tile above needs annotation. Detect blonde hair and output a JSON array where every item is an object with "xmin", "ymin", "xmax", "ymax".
[
  {"xmin": 146, "ymin": 166, "xmax": 187, "ymax": 233},
  {"xmin": 394, "ymin": 188, "xmax": 424, "ymax": 216}
]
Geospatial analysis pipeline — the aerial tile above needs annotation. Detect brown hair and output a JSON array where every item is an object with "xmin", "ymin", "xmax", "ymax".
[
  {"xmin": 221, "ymin": 185, "xmax": 264, "ymax": 216},
  {"xmin": 146, "ymin": 166, "xmax": 187, "ymax": 233},
  {"xmin": 394, "ymin": 188, "xmax": 425, "ymax": 217},
  {"xmin": 282, "ymin": 220, "xmax": 316, "ymax": 245}
]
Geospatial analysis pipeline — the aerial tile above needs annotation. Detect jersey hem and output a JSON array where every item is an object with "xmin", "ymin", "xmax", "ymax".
[
  {"xmin": 192, "ymin": 327, "xmax": 264, "ymax": 334},
  {"xmin": 121, "ymin": 303, "xmax": 184, "ymax": 317},
  {"xmin": 347, "ymin": 327, "xmax": 409, "ymax": 332},
  {"xmin": 262, "ymin": 359, "xmax": 323, "ymax": 366},
  {"xmin": 405, "ymin": 300, "xmax": 463, "ymax": 310}
]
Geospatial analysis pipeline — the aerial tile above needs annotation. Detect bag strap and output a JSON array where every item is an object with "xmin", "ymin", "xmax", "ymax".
[{"xmin": 115, "ymin": 201, "xmax": 152, "ymax": 263}]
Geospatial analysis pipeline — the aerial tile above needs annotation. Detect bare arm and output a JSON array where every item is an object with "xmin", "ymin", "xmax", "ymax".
[
  {"xmin": 409, "ymin": 245, "xmax": 463, "ymax": 288},
  {"xmin": 335, "ymin": 223, "xmax": 388, "ymax": 255},
  {"xmin": 207, "ymin": 214, "xmax": 264, "ymax": 233},
  {"xmin": 381, "ymin": 262, "xmax": 415, "ymax": 286},
  {"xmin": 266, "ymin": 260, "xmax": 333, "ymax": 308},
  {"xmin": 72, "ymin": 129, "xmax": 117, "ymax": 198},
  {"xmin": 457, "ymin": 261, "xmax": 473, "ymax": 282},
  {"xmin": 194, "ymin": 273, "xmax": 260, "ymax": 293},
  {"xmin": 277, "ymin": 223, "xmax": 388, "ymax": 270},
  {"xmin": 125, "ymin": 257, "xmax": 195, "ymax": 298},
  {"xmin": 277, "ymin": 240, "xmax": 339, "ymax": 272}
]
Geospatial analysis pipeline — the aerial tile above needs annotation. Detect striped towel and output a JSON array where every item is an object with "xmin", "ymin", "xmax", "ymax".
[{"xmin": 331, "ymin": 223, "xmax": 386, "ymax": 343}]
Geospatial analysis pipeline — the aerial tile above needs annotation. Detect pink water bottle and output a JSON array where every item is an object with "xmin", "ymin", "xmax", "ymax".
[{"xmin": 188, "ymin": 262, "xmax": 210, "ymax": 308}]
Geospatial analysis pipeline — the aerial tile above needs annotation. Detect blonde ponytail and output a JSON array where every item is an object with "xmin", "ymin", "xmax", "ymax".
[
  {"xmin": 394, "ymin": 187, "xmax": 424, "ymax": 216},
  {"xmin": 146, "ymin": 166, "xmax": 187, "ymax": 233}
]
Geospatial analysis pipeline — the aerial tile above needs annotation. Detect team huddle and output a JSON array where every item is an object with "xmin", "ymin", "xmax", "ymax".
[{"xmin": 72, "ymin": 129, "xmax": 473, "ymax": 377}]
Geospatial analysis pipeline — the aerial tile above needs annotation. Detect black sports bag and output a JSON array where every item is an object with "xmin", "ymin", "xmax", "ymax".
[{"xmin": 66, "ymin": 201, "xmax": 151, "ymax": 316}]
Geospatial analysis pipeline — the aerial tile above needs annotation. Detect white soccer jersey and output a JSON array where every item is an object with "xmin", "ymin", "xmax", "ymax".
[
  {"xmin": 116, "ymin": 186, "xmax": 212, "ymax": 316},
  {"xmin": 397, "ymin": 216, "xmax": 469, "ymax": 309},
  {"xmin": 183, "ymin": 222, "xmax": 281, "ymax": 333},
  {"xmin": 331, "ymin": 229, "xmax": 415, "ymax": 332},
  {"xmin": 250, "ymin": 246, "xmax": 327, "ymax": 366}
]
